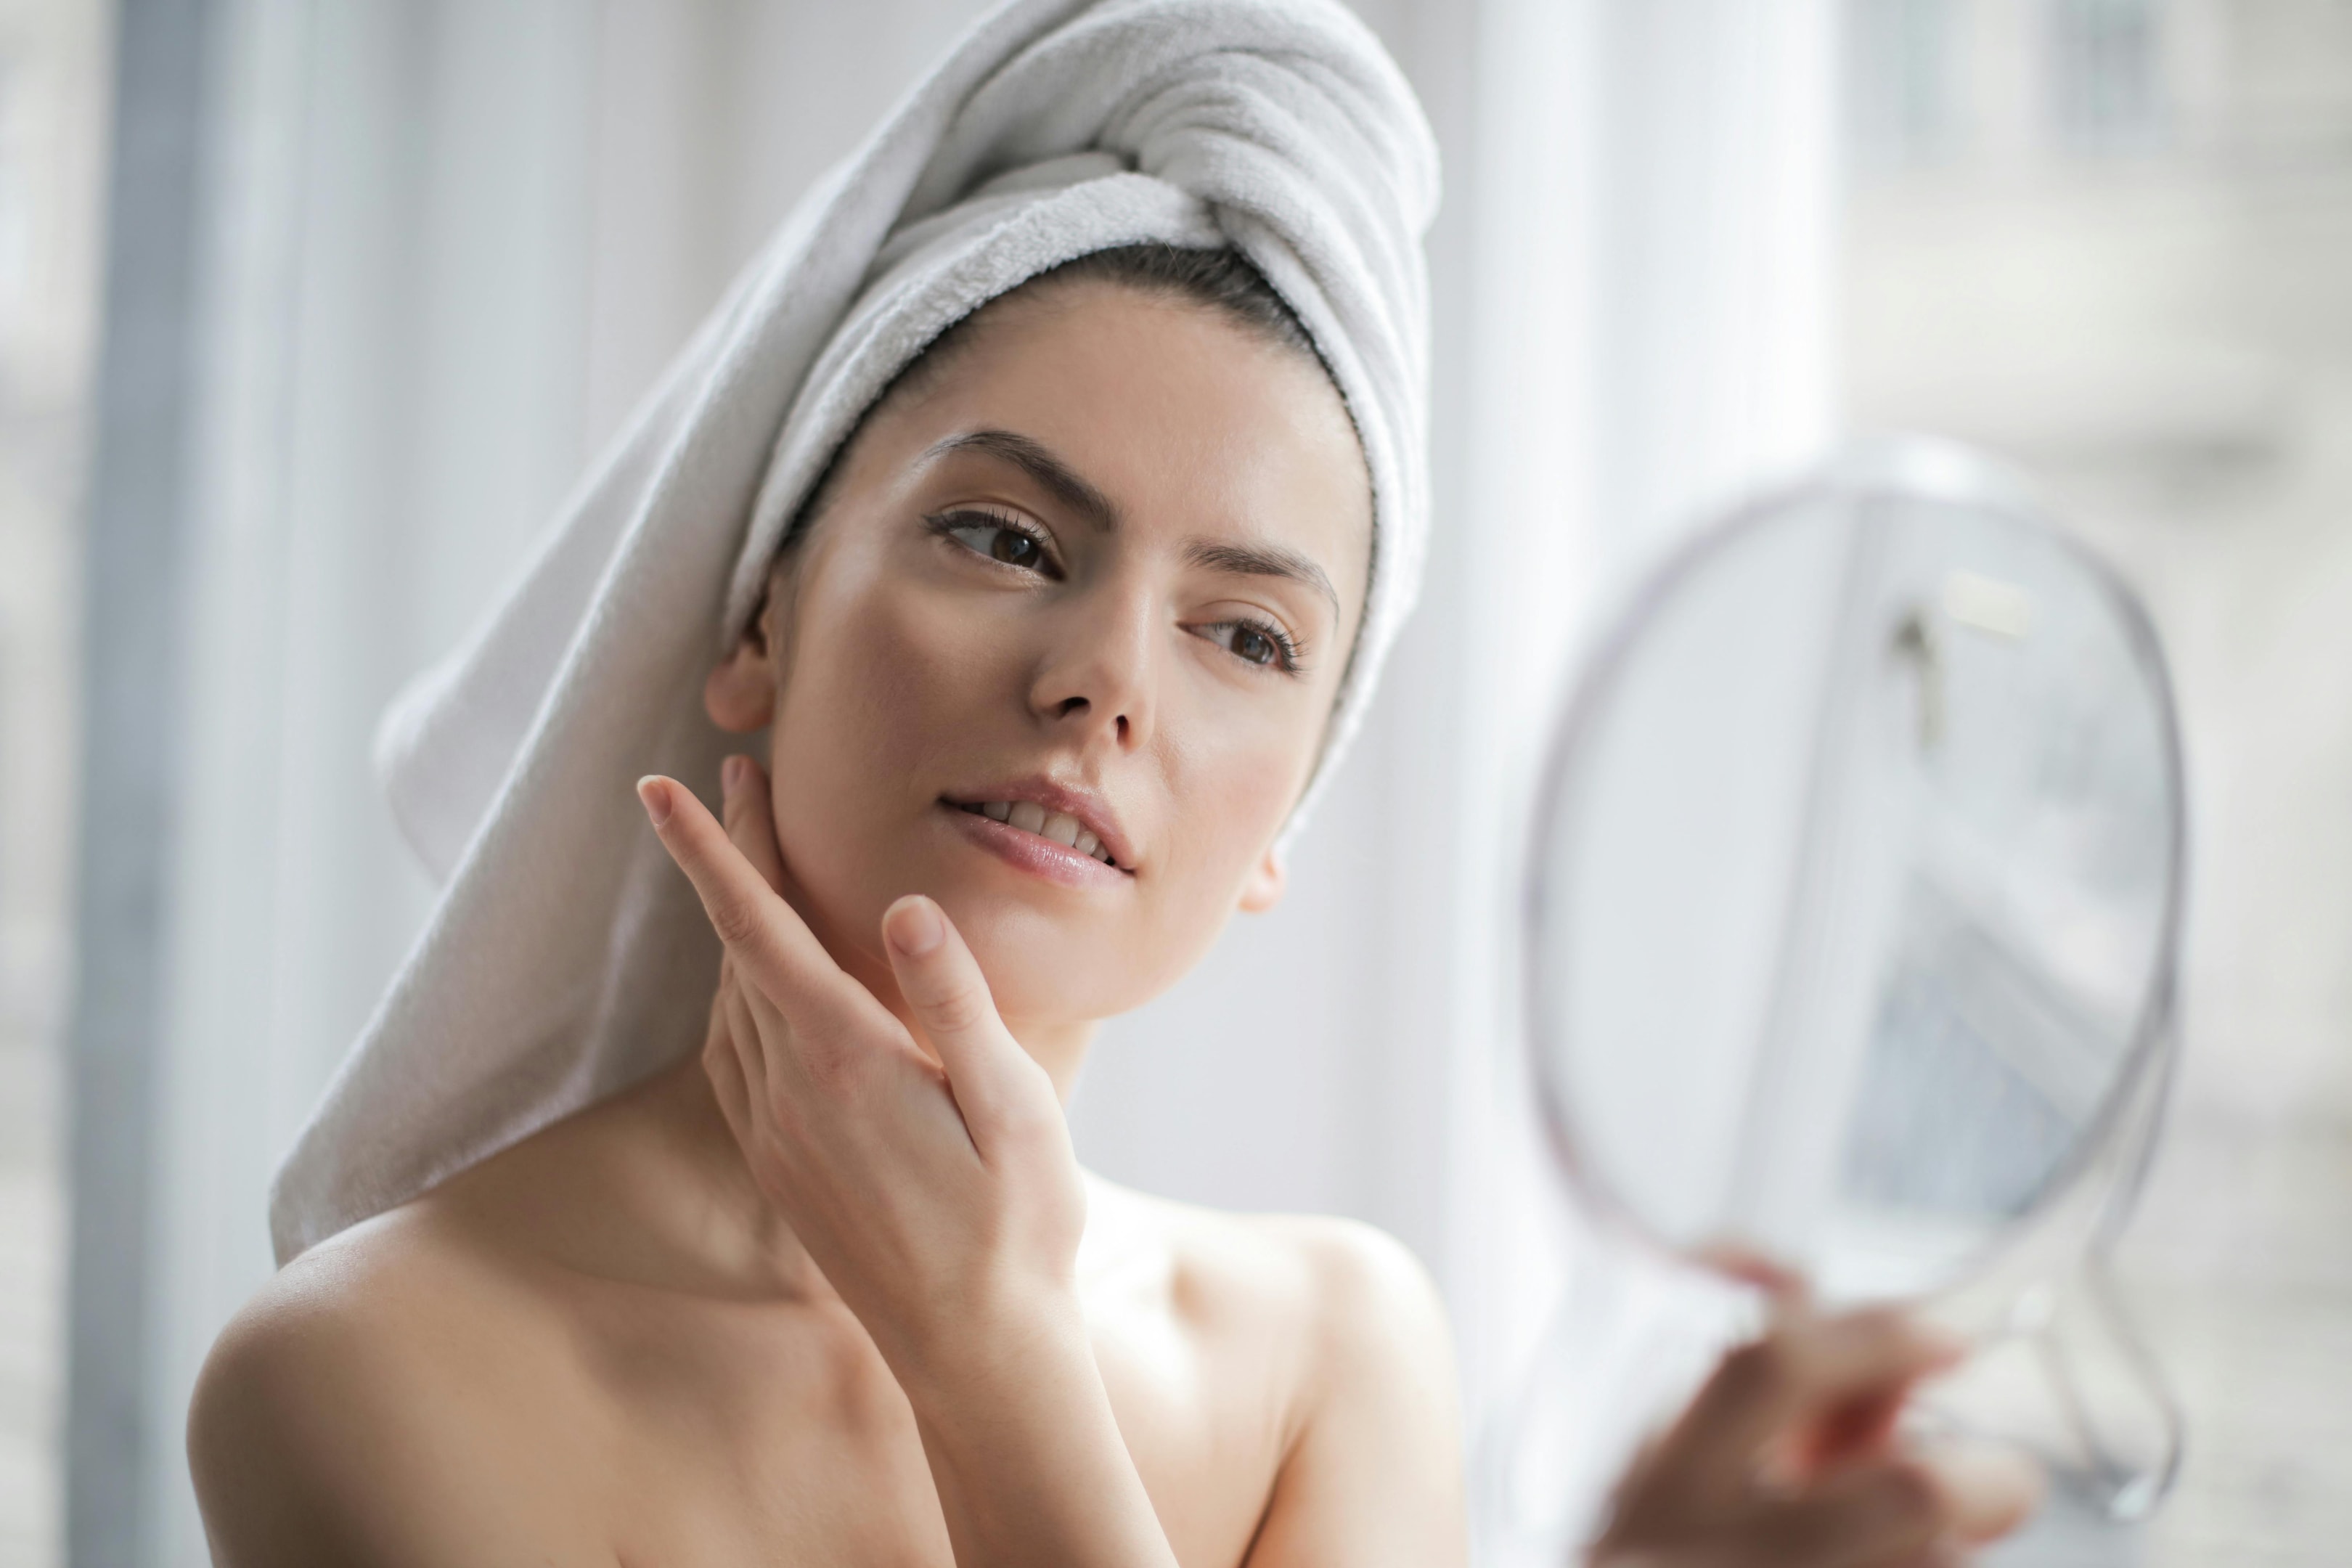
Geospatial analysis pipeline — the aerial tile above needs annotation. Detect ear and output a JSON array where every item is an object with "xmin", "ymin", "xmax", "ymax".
[
  {"xmin": 1236, "ymin": 844, "xmax": 1288, "ymax": 915},
  {"xmin": 704, "ymin": 583, "xmax": 780, "ymax": 735}
]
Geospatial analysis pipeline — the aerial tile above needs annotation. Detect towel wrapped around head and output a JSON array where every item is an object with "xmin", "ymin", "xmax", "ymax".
[{"xmin": 269, "ymin": 0, "xmax": 1439, "ymax": 1263}]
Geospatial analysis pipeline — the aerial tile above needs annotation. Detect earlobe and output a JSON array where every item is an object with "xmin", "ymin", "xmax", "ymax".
[
  {"xmin": 1237, "ymin": 846, "xmax": 1288, "ymax": 914},
  {"xmin": 703, "ymin": 591, "xmax": 781, "ymax": 735}
]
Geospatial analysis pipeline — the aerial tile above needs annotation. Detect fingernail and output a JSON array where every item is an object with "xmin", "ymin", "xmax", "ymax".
[
  {"xmin": 722, "ymin": 755, "xmax": 745, "ymax": 794},
  {"xmin": 887, "ymin": 897, "xmax": 944, "ymax": 957},
  {"xmin": 637, "ymin": 776, "xmax": 672, "ymax": 826}
]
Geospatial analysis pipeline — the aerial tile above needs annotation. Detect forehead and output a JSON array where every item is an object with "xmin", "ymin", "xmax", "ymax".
[{"xmin": 865, "ymin": 282, "xmax": 1373, "ymax": 616}]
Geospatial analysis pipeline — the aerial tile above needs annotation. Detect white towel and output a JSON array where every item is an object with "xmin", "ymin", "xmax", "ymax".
[{"xmin": 269, "ymin": 0, "xmax": 1439, "ymax": 1263}]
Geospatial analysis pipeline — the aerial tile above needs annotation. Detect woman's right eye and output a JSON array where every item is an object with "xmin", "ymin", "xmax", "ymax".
[{"xmin": 933, "ymin": 510, "xmax": 1058, "ymax": 576}]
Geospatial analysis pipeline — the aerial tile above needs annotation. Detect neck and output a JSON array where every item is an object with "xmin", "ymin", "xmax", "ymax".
[
  {"xmin": 994, "ymin": 1014, "xmax": 1099, "ymax": 1103},
  {"xmin": 642, "ymin": 1013, "xmax": 1098, "ymax": 1294}
]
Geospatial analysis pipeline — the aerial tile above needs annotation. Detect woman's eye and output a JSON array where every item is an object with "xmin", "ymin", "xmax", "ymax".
[
  {"xmin": 1201, "ymin": 619, "xmax": 1299, "ymax": 672},
  {"xmin": 937, "ymin": 510, "xmax": 1055, "ymax": 574}
]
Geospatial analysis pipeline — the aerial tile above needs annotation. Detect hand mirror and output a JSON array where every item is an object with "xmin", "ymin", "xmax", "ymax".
[{"xmin": 1522, "ymin": 440, "xmax": 2186, "ymax": 1519}]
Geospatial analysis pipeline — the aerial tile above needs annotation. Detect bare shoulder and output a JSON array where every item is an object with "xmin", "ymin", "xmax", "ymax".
[
  {"xmin": 1086, "ymin": 1182, "xmax": 1466, "ymax": 1564},
  {"xmin": 189, "ymin": 1202, "xmax": 603, "ymax": 1567},
  {"xmin": 1243, "ymin": 1209, "xmax": 1458, "ymax": 1429},
  {"xmin": 1255, "ymin": 1210, "xmax": 1450, "ymax": 1344},
  {"xmin": 1085, "ymin": 1178, "xmax": 1455, "ymax": 1405}
]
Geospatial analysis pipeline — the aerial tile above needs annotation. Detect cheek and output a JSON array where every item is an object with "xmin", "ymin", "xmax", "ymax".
[
  {"xmin": 761, "ymin": 569, "xmax": 1009, "ymax": 962},
  {"xmin": 780, "ymin": 541, "xmax": 1024, "ymax": 764},
  {"xmin": 1132, "ymin": 701, "xmax": 1315, "ymax": 960},
  {"xmin": 811, "ymin": 599, "xmax": 987, "ymax": 764}
]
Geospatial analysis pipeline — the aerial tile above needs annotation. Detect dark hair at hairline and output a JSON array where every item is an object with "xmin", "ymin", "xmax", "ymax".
[
  {"xmin": 1040, "ymin": 242, "xmax": 1328, "ymax": 375},
  {"xmin": 785, "ymin": 242, "xmax": 1343, "ymax": 548}
]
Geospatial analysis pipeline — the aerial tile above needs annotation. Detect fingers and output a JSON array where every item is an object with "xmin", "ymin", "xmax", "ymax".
[
  {"xmin": 640, "ymin": 774, "xmax": 780, "ymax": 953},
  {"xmin": 1602, "ymin": 1305, "xmax": 2029, "ymax": 1568},
  {"xmin": 719, "ymin": 754, "xmax": 788, "ymax": 896},
  {"xmin": 1603, "ymin": 1445, "xmax": 1988, "ymax": 1568},
  {"xmin": 703, "ymin": 957, "xmax": 758, "ymax": 1154},
  {"xmin": 639, "ymin": 774, "xmax": 871, "ymax": 1044},
  {"xmin": 881, "ymin": 894, "xmax": 1041, "ymax": 1151},
  {"xmin": 1777, "ymin": 1311, "xmax": 1964, "ymax": 1413},
  {"xmin": 1692, "ymin": 1239, "xmax": 1810, "ymax": 1314},
  {"xmin": 1674, "ymin": 1310, "xmax": 1964, "ymax": 1494},
  {"xmin": 723, "ymin": 972, "xmax": 774, "ymax": 1116},
  {"xmin": 1914, "ymin": 1438, "xmax": 2043, "ymax": 1545},
  {"xmin": 1754, "ymin": 1461, "xmax": 1945, "ymax": 1568}
]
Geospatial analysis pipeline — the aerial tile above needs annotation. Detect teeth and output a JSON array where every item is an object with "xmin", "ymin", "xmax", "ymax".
[{"xmin": 960, "ymin": 800, "xmax": 1119, "ymax": 866}]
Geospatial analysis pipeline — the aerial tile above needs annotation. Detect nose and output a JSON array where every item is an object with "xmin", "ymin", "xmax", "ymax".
[{"xmin": 1028, "ymin": 583, "xmax": 1156, "ymax": 754}]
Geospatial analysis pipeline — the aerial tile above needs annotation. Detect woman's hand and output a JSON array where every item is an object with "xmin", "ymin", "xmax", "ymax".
[
  {"xmin": 640, "ymin": 756, "xmax": 1179, "ymax": 1568},
  {"xmin": 642, "ymin": 755, "xmax": 1082, "ymax": 1368},
  {"xmin": 1591, "ymin": 1293, "xmax": 2041, "ymax": 1568}
]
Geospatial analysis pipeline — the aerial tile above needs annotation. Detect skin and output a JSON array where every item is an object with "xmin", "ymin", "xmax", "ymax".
[{"xmin": 186, "ymin": 279, "xmax": 2037, "ymax": 1567}]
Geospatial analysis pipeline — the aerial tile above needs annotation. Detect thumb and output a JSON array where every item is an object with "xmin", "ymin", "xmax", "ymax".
[
  {"xmin": 1916, "ymin": 1438, "xmax": 2044, "ymax": 1545},
  {"xmin": 881, "ymin": 895, "xmax": 1047, "ymax": 1148}
]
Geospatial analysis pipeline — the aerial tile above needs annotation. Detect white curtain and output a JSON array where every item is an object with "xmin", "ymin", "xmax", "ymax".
[
  {"xmin": 126, "ymin": 2, "xmax": 1836, "ymax": 1561},
  {"xmin": 1440, "ymin": 3, "xmax": 1837, "ymax": 1559}
]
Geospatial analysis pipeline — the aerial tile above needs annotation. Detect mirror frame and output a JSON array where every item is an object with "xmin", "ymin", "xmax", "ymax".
[{"xmin": 1522, "ymin": 438, "xmax": 2191, "ymax": 1299}]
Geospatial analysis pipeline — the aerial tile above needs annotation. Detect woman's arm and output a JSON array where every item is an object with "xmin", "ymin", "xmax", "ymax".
[
  {"xmin": 645, "ymin": 761, "xmax": 1180, "ymax": 1568},
  {"xmin": 1239, "ymin": 1220, "xmax": 1468, "ymax": 1568}
]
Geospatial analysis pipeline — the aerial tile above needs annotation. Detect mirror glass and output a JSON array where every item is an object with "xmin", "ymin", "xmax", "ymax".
[{"xmin": 1525, "ymin": 446, "xmax": 2186, "ymax": 1306}]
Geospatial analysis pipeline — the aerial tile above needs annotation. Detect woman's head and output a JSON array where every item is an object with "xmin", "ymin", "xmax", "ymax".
[{"xmin": 703, "ymin": 247, "xmax": 1373, "ymax": 1036}]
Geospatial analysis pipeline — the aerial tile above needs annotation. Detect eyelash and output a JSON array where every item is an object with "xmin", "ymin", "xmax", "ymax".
[
  {"xmin": 926, "ymin": 506, "xmax": 1305, "ymax": 677},
  {"xmin": 927, "ymin": 506, "xmax": 1063, "ymax": 579},
  {"xmin": 1198, "ymin": 616, "xmax": 1305, "ymax": 675}
]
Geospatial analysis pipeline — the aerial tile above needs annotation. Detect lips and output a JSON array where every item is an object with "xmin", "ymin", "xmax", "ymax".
[
  {"xmin": 940, "ymin": 779, "xmax": 1135, "ymax": 874},
  {"xmin": 952, "ymin": 799, "xmax": 1114, "ymax": 865}
]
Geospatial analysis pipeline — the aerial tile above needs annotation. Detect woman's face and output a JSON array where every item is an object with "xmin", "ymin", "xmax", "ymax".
[{"xmin": 706, "ymin": 279, "xmax": 1372, "ymax": 1035}]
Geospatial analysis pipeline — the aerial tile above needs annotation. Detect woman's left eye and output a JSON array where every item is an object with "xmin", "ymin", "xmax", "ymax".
[{"xmin": 1199, "ymin": 618, "xmax": 1301, "ymax": 673}]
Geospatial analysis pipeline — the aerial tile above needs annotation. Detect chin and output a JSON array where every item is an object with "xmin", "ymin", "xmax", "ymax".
[
  {"xmin": 779, "ymin": 851, "xmax": 1126, "ymax": 1030},
  {"xmin": 926, "ymin": 883, "xmax": 1147, "ymax": 1026}
]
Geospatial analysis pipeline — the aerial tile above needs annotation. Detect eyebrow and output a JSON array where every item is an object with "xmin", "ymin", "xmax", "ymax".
[
  {"xmin": 1185, "ymin": 540, "xmax": 1340, "ymax": 618},
  {"xmin": 927, "ymin": 425, "xmax": 1340, "ymax": 617},
  {"xmin": 926, "ymin": 428, "xmax": 1122, "ymax": 534}
]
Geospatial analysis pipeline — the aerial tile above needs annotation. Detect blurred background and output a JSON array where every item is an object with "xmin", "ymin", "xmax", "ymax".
[{"xmin": 0, "ymin": 0, "xmax": 2345, "ymax": 1564}]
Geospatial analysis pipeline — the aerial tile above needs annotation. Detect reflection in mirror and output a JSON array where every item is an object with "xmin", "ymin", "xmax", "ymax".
[{"xmin": 1522, "ymin": 441, "xmax": 2188, "ymax": 1521}]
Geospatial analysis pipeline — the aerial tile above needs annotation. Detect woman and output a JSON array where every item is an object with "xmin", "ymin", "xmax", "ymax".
[{"xmin": 190, "ymin": 4, "xmax": 2032, "ymax": 1564}]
